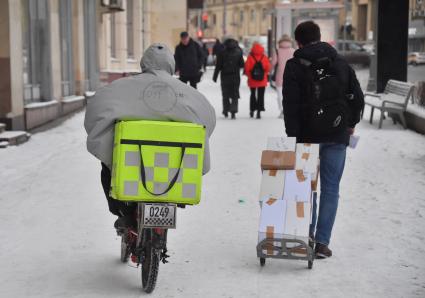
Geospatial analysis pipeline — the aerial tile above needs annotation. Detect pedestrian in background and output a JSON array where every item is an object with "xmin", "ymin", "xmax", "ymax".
[
  {"xmin": 271, "ymin": 34, "xmax": 295, "ymax": 118},
  {"xmin": 213, "ymin": 38, "xmax": 245, "ymax": 119},
  {"xmin": 212, "ymin": 38, "xmax": 224, "ymax": 64},
  {"xmin": 202, "ymin": 42, "xmax": 209, "ymax": 71},
  {"xmin": 244, "ymin": 43, "xmax": 270, "ymax": 119},
  {"xmin": 174, "ymin": 32, "xmax": 204, "ymax": 89}
]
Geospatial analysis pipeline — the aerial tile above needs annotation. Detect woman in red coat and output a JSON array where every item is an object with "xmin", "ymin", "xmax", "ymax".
[{"xmin": 244, "ymin": 43, "xmax": 271, "ymax": 119}]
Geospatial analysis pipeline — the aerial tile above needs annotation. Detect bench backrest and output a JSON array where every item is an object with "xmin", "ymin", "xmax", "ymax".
[
  {"xmin": 384, "ymin": 79, "xmax": 415, "ymax": 107},
  {"xmin": 384, "ymin": 80, "xmax": 414, "ymax": 97}
]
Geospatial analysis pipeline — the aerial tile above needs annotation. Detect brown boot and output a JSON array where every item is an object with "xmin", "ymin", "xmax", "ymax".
[{"xmin": 315, "ymin": 243, "xmax": 332, "ymax": 259}]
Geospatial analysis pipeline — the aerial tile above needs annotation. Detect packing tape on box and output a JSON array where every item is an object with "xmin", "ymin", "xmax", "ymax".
[
  {"xmin": 296, "ymin": 202, "xmax": 304, "ymax": 218},
  {"xmin": 296, "ymin": 169, "xmax": 306, "ymax": 182},
  {"xmin": 304, "ymin": 143, "xmax": 311, "ymax": 147},
  {"xmin": 302, "ymin": 153, "xmax": 310, "ymax": 160},
  {"xmin": 311, "ymin": 164, "xmax": 320, "ymax": 191},
  {"xmin": 266, "ymin": 198, "xmax": 277, "ymax": 205},
  {"xmin": 266, "ymin": 226, "xmax": 274, "ymax": 255},
  {"xmin": 269, "ymin": 169, "xmax": 277, "ymax": 177}
]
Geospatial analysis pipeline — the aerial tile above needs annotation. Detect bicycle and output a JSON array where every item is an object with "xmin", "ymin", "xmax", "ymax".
[{"xmin": 119, "ymin": 202, "xmax": 177, "ymax": 293}]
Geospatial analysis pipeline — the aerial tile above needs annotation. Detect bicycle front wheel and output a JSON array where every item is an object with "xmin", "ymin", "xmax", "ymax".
[{"xmin": 120, "ymin": 231, "xmax": 131, "ymax": 263}]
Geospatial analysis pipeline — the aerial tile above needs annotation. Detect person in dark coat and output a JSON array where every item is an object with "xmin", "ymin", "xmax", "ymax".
[
  {"xmin": 282, "ymin": 21, "xmax": 364, "ymax": 259},
  {"xmin": 174, "ymin": 32, "xmax": 204, "ymax": 89},
  {"xmin": 213, "ymin": 38, "xmax": 245, "ymax": 119},
  {"xmin": 202, "ymin": 42, "xmax": 209, "ymax": 70},
  {"xmin": 212, "ymin": 38, "xmax": 224, "ymax": 62}
]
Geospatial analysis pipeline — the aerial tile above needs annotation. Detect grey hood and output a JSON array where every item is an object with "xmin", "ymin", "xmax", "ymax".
[
  {"xmin": 140, "ymin": 43, "xmax": 175, "ymax": 75},
  {"xmin": 84, "ymin": 43, "xmax": 216, "ymax": 173}
]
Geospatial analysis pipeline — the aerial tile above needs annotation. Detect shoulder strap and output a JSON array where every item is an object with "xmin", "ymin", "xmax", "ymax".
[{"xmin": 298, "ymin": 58, "xmax": 312, "ymax": 67}]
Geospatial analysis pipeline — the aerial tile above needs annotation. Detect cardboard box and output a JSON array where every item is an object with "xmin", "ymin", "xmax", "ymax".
[
  {"xmin": 295, "ymin": 143, "xmax": 320, "ymax": 174},
  {"xmin": 282, "ymin": 170, "xmax": 312, "ymax": 202},
  {"xmin": 266, "ymin": 137, "xmax": 296, "ymax": 152},
  {"xmin": 258, "ymin": 198, "xmax": 287, "ymax": 256},
  {"xmin": 284, "ymin": 200, "xmax": 311, "ymax": 238},
  {"xmin": 261, "ymin": 150, "xmax": 296, "ymax": 170},
  {"xmin": 259, "ymin": 170, "xmax": 285, "ymax": 202},
  {"xmin": 258, "ymin": 199, "xmax": 311, "ymax": 256}
]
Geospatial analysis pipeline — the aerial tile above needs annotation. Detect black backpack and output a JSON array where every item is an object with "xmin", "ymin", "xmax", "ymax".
[
  {"xmin": 298, "ymin": 57, "xmax": 350, "ymax": 136},
  {"xmin": 251, "ymin": 54, "xmax": 265, "ymax": 81}
]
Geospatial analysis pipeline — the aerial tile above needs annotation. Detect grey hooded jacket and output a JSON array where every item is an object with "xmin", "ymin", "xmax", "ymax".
[{"xmin": 84, "ymin": 43, "xmax": 216, "ymax": 173}]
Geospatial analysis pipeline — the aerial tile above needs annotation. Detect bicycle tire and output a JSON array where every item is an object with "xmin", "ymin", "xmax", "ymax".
[{"xmin": 141, "ymin": 231, "xmax": 160, "ymax": 293}]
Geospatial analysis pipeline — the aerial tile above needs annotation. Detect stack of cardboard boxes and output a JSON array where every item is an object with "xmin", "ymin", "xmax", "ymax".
[{"xmin": 258, "ymin": 137, "xmax": 319, "ymax": 256}]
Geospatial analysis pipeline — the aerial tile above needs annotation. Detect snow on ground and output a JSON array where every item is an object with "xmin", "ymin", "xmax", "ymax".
[{"xmin": 0, "ymin": 70, "xmax": 424, "ymax": 298}]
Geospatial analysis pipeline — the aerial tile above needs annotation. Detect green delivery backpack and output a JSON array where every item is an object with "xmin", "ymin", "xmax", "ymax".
[{"xmin": 110, "ymin": 120, "xmax": 206, "ymax": 205}]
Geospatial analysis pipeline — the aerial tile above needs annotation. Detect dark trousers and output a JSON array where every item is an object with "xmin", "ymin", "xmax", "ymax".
[
  {"xmin": 179, "ymin": 76, "xmax": 198, "ymax": 89},
  {"xmin": 101, "ymin": 163, "xmax": 136, "ymax": 217},
  {"xmin": 250, "ymin": 87, "xmax": 265, "ymax": 112},
  {"xmin": 223, "ymin": 97, "xmax": 238, "ymax": 114}
]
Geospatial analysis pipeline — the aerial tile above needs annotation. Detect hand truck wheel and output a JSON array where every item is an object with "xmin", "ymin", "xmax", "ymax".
[{"xmin": 308, "ymin": 260, "xmax": 313, "ymax": 269}]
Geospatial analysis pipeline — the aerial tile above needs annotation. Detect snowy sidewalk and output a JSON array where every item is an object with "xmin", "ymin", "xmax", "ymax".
[{"xmin": 0, "ymin": 71, "xmax": 424, "ymax": 298}]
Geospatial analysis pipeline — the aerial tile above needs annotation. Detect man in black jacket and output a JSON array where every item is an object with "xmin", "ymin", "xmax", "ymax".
[
  {"xmin": 282, "ymin": 21, "xmax": 364, "ymax": 258},
  {"xmin": 212, "ymin": 38, "xmax": 244, "ymax": 119},
  {"xmin": 174, "ymin": 32, "xmax": 204, "ymax": 89}
]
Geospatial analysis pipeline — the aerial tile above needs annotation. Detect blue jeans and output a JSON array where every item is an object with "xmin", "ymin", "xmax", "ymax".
[{"xmin": 310, "ymin": 143, "xmax": 347, "ymax": 245}]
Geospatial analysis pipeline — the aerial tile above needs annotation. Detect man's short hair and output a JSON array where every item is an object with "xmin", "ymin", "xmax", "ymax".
[
  {"xmin": 180, "ymin": 31, "xmax": 189, "ymax": 38},
  {"xmin": 294, "ymin": 21, "xmax": 321, "ymax": 46}
]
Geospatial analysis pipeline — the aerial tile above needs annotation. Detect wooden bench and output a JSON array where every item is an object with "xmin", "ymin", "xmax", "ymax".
[{"xmin": 362, "ymin": 79, "xmax": 415, "ymax": 129}]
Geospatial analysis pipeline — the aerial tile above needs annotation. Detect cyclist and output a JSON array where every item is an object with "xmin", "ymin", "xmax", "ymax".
[{"xmin": 84, "ymin": 43, "xmax": 216, "ymax": 230}]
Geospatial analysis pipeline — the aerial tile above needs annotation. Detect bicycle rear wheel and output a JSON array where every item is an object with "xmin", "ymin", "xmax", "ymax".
[{"xmin": 141, "ymin": 230, "xmax": 160, "ymax": 293}]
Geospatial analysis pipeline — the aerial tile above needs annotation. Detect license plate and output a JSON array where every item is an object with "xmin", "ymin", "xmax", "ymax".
[{"xmin": 142, "ymin": 203, "xmax": 176, "ymax": 229}]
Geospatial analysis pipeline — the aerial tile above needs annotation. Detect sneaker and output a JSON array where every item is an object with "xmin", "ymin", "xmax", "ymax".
[
  {"xmin": 249, "ymin": 111, "xmax": 254, "ymax": 118},
  {"xmin": 231, "ymin": 112, "xmax": 236, "ymax": 120},
  {"xmin": 114, "ymin": 215, "xmax": 137, "ymax": 231},
  {"xmin": 315, "ymin": 243, "xmax": 332, "ymax": 259},
  {"xmin": 223, "ymin": 112, "xmax": 228, "ymax": 118},
  {"xmin": 256, "ymin": 111, "xmax": 261, "ymax": 119}
]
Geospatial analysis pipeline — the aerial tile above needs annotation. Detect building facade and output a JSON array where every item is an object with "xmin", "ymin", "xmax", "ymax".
[
  {"xmin": 352, "ymin": 0, "xmax": 425, "ymax": 52},
  {"xmin": 187, "ymin": 0, "xmax": 276, "ymax": 42},
  {"xmin": 1, "ymin": 0, "xmax": 186, "ymax": 131},
  {"xmin": 409, "ymin": 0, "xmax": 425, "ymax": 52},
  {"xmin": 98, "ymin": 0, "xmax": 186, "ymax": 84},
  {"xmin": 1, "ymin": 0, "xmax": 96, "ymax": 131}
]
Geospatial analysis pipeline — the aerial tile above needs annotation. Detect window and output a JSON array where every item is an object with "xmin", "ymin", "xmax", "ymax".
[
  {"xmin": 110, "ymin": 13, "xmax": 117, "ymax": 58},
  {"xmin": 250, "ymin": 9, "xmax": 255, "ymax": 21},
  {"xmin": 240, "ymin": 10, "xmax": 244, "ymax": 23},
  {"xmin": 59, "ymin": 0, "xmax": 74, "ymax": 96},
  {"xmin": 126, "ymin": 0, "xmax": 134, "ymax": 59},
  {"xmin": 213, "ymin": 13, "xmax": 216, "ymax": 25},
  {"xmin": 22, "ymin": 0, "xmax": 52, "ymax": 103},
  {"xmin": 262, "ymin": 8, "xmax": 268, "ymax": 20}
]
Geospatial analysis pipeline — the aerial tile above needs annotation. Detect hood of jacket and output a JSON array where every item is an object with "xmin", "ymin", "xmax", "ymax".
[
  {"xmin": 224, "ymin": 38, "xmax": 239, "ymax": 50},
  {"xmin": 279, "ymin": 41, "xmax": 293, "ymax": 49},
  {"xmin": 293, "ymin": 42, "xmax": 337, "ymax": 63},
  {"xmin": 140, "ymin": 43, "xmax": 175, "ymax": 75},
  {"xmin": 250, "ymin": 43, "xmax": 264, "ymax": 56}
]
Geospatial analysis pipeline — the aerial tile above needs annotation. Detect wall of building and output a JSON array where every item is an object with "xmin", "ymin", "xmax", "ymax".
[
  {"xmin": 198, "ymin": 0, "xmax": 275, "ymax": 41},
  {"xmin": 99, "ymin": 0, "xmax": 186, "ymax": 84},
  {"xmin": 0, "ymin": 0, "xmax": 97, "ymax": 131},
  {"xmin": 150, "ymin": 0, "xmax": 186, "ymax": 51}
]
